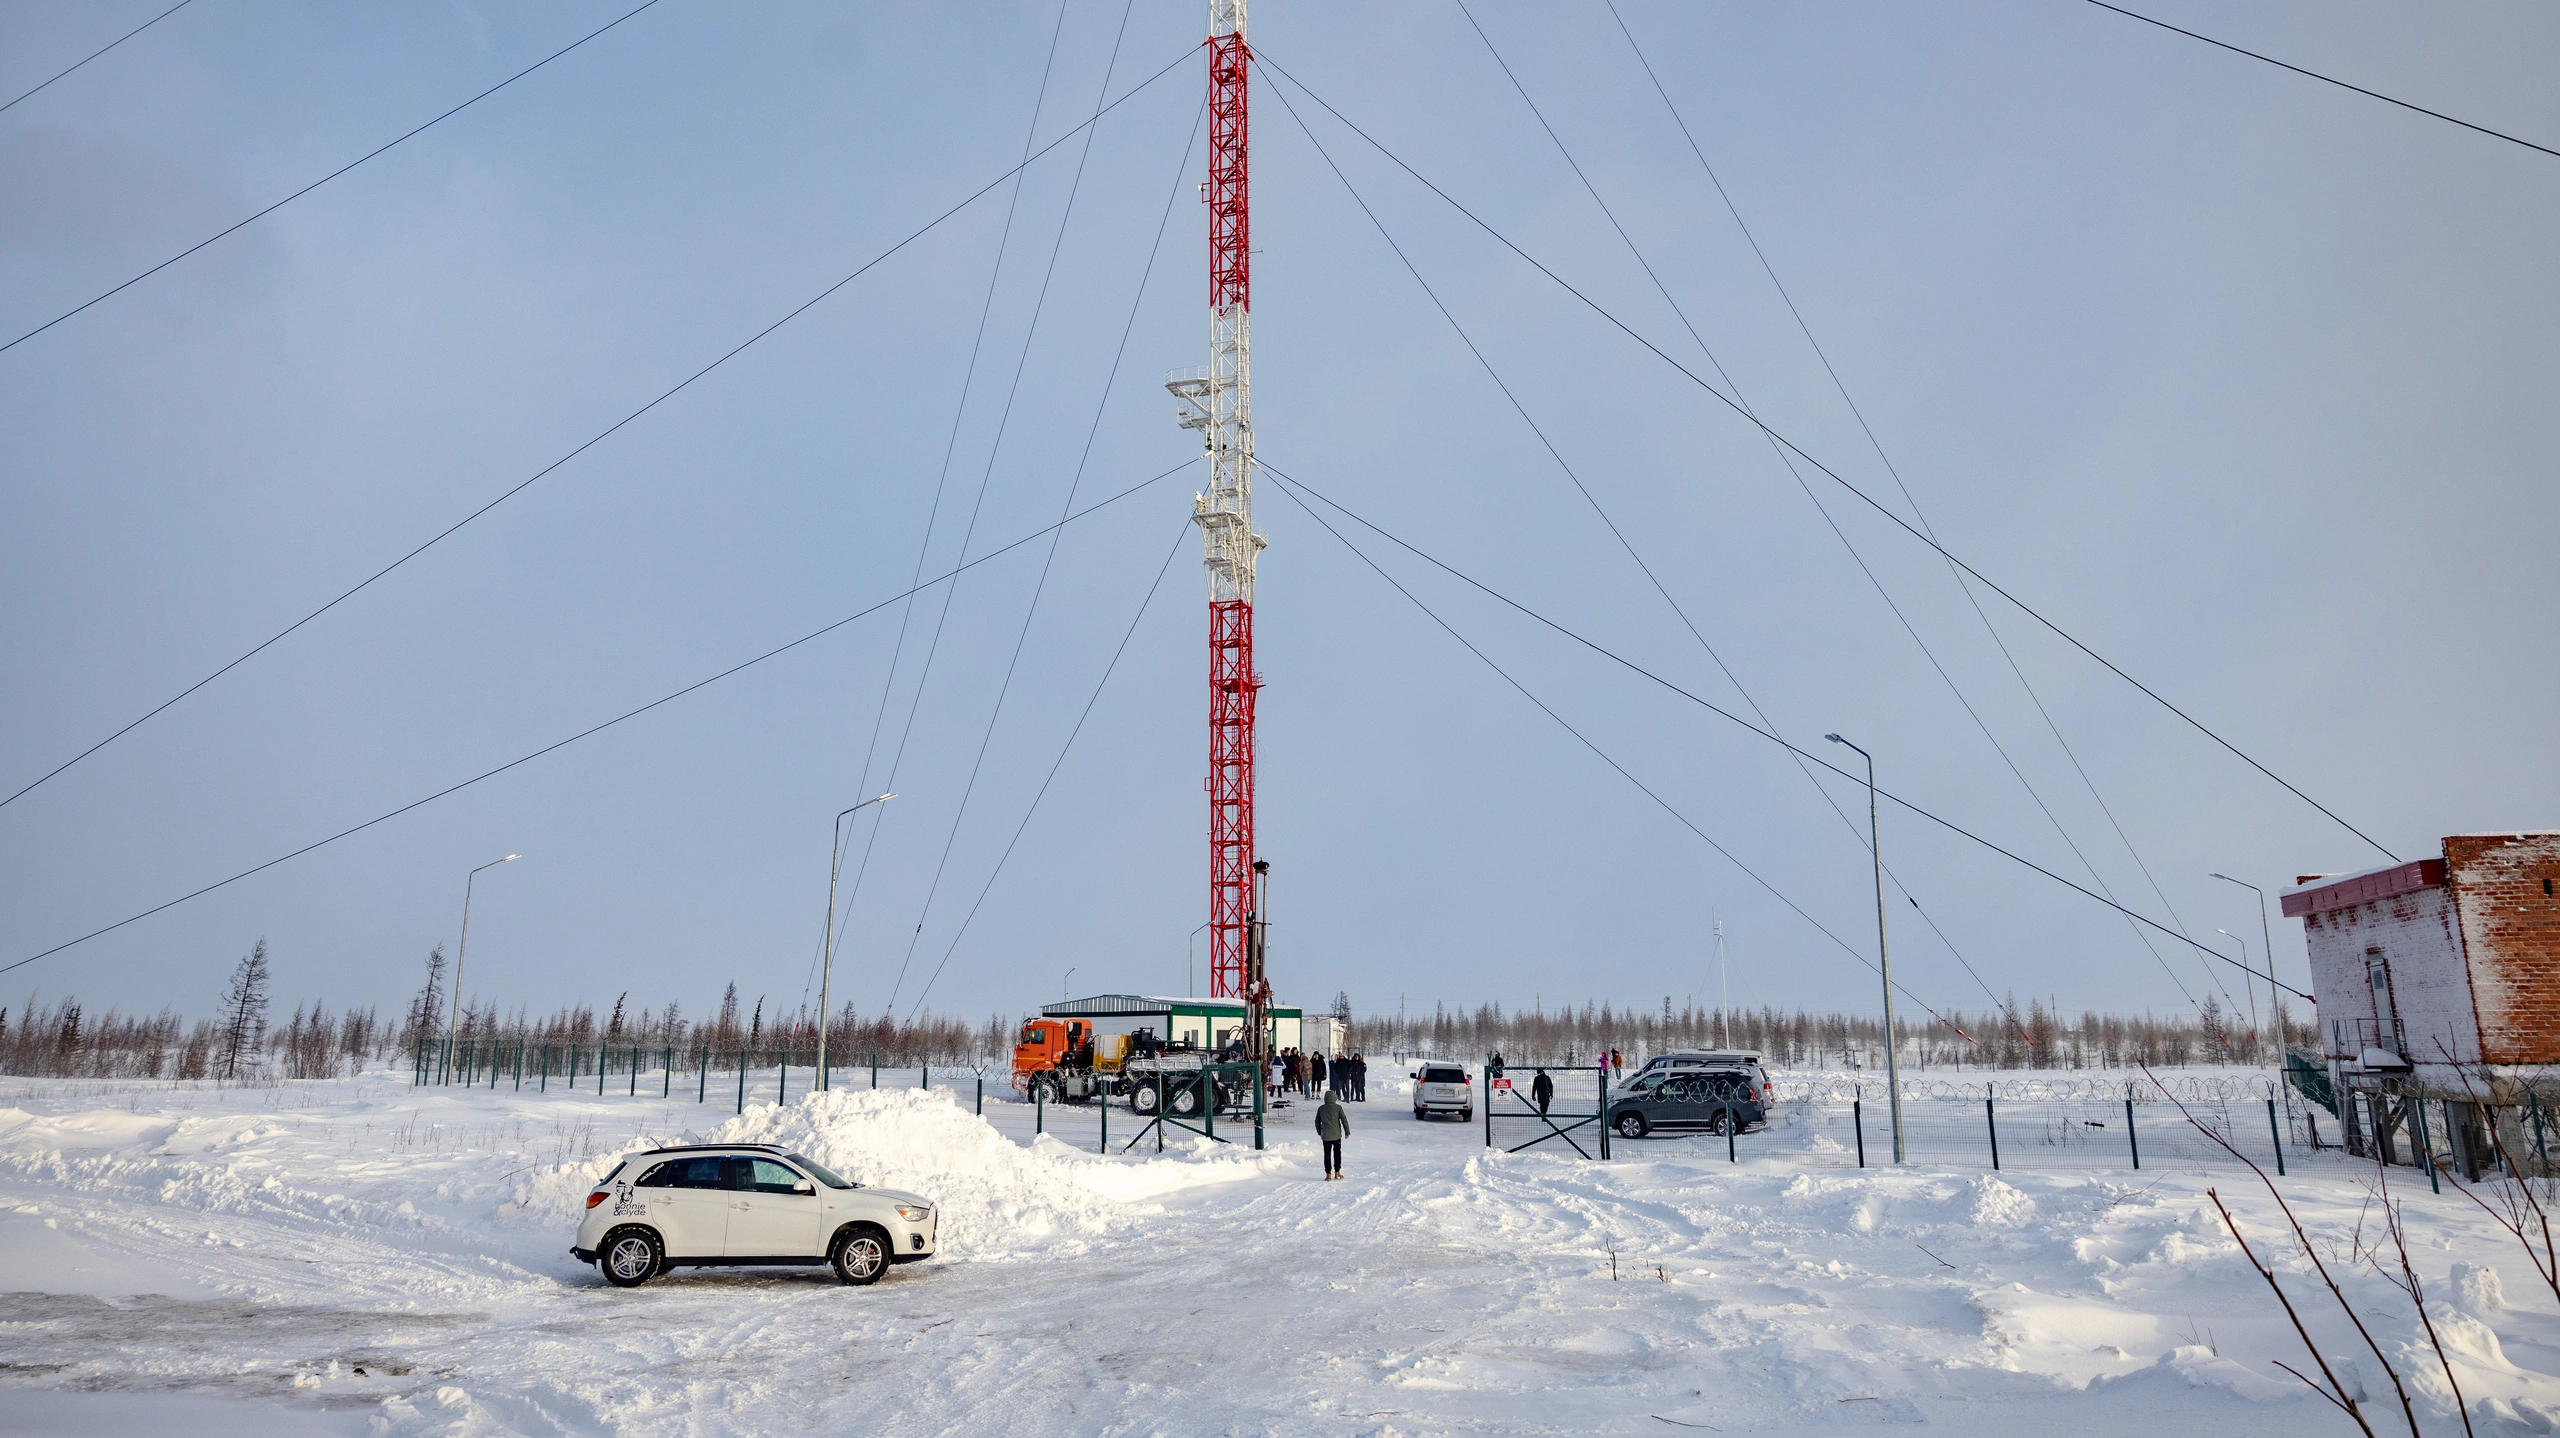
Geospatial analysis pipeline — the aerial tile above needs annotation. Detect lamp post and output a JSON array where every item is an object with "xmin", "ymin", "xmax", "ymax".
[
  {"xmin": 1188, "ymin": 922, "xmax": 1209, "ymax": 996},
  {"xmin": 1063, "ymin": 967, "xmax": 1077, "ymax": 1002},
  {"xmin": 1826, "ymin": 734, "xmax": 1903, "ymax": 1162},
  {"xmin": 2216, "ymin": 929, "xmax": 2262, "ymax": 1063},
  {"xmin": 447, "ymin": 854, "xmax": 520, "ymax": 1079},
  {"xmin": 2210, "ymin": 872, "xmax": 2280, "ymax": 1063},
  {"xmin": 817, "ymin": 793, "xmax": 896, "ymax": 1091}
]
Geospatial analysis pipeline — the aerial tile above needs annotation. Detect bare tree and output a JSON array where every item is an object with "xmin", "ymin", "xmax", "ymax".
[
  {"xmin": 217, "ymin": 938, "xmax": 271, "ymax": 1080},
  {"xmin": 406, "ymin": 944, "xmax": 447, "ymax": 1058}
]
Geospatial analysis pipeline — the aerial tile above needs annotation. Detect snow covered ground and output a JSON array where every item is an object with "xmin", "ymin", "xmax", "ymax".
[{"xmin": 5, "ymin": 1067, "xmax": 2558, "ymax": 1436}]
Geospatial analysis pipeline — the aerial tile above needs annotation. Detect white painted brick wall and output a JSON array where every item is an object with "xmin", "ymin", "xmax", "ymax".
[{"xmin": 2303, "ymin": 882, "xmax": 2476, "ymax": 1068}]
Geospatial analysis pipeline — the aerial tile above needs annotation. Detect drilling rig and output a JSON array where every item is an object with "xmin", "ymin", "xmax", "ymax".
[{"xmin": 1168, "ymin": 1, "xmax": 1271, "ymax": 1064}]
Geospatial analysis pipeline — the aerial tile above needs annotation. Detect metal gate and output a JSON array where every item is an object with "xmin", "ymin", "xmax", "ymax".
[{"xmin": 1483, "ymin": 1064, "xmax": 1611, "ymax": 1159}]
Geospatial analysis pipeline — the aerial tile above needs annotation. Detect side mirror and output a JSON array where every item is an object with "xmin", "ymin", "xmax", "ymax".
[{"xmin": 793, "ymin": 1181, "xmax": 814, "ymax": 1196}]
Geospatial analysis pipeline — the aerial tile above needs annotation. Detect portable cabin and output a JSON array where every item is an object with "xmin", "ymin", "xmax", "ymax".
[{"xmin": 1038, "ymin": 994, "xmax": 1303, "ymax": 1057}]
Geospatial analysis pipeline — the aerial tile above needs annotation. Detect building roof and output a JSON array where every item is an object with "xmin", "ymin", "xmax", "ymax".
[
  {"xmin": 1039, "ymin": 994, "xmax": 1303, "ymax": 1019},
  {"xmin": 2282, "ymin": 858, "xmax": 2448, "ymax": 918}
]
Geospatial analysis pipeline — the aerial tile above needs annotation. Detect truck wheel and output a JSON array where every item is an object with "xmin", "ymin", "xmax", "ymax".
[
  {"xmin": 1170, "ymin": 1083, "xmax": 1203, "ymax": 1117},
  {"xmin": 1130, "ymin": 1082, "xmax": 1160, "ymax": 1115},
  {"xmin": 1614, "ymin": 1112, "xmax": 1649, "ymax": 1139},
  {"xmin": 599, "ymin": 1228, "xmax": 659, "ymax": 1288},
  {"xmin": 831, "ymin": 1225, "xmax": 890, "ymax": 1286}
]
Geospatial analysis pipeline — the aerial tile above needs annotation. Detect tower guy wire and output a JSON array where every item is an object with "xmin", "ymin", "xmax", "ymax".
[
  {"xmin": 2, "ymin": 456, "xmax": 1199, "ymax": 977},
  {"xmin": 1253, "ymin": 50, "xmax": 2398, "ymax": 867},
  {"xmin": 1261, "ymin": 458, "xmax": 2306, "ymax": 1002},
  {"xmin": 0, "ymin": 41, "xmax": 1200, "ymax": 818}
]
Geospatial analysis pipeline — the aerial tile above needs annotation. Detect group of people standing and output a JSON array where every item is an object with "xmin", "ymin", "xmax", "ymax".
[{"xmin": 1275, "ymin": 1047, "xmax": 1367, "ymax": 1101}]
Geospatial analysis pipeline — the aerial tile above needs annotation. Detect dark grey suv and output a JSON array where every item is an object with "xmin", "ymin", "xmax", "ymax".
[{"xmin": 1606, "ymin": 1070, "xmax": 1765, "ymax": 1139}]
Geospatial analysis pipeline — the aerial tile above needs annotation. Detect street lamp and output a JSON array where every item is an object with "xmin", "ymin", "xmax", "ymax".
[
  {"xmin": 447, "ymin": 854, "xmax": 520, "ymax": 1080},
  {"xmin": 1825, "ymin": 734, "xmax": 1904, "ymax": 1163},
  {"xmin": 817, "ymin": 793, "xmax": 896, "ymax": 1091},
  {"xmin": 1063, "ymin": 967, "xmax": 1077, "ymax": 1002},
  {"xmin": 2216, "ymin": 929, "xmax": 2262, "ymax": 1062},
  {"xmin": 2211, "ymin": 872, "xmax": 2280, "ymax": 1064},
  {"xmin": 1188, "ymin": 921, "xmax": 1209, "ymax": 997}
]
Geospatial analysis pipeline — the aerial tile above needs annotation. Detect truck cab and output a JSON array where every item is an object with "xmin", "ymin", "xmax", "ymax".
[{"xmin": 1014, "ymin": 1019, "xmax": 1108, "ymax": 1102}]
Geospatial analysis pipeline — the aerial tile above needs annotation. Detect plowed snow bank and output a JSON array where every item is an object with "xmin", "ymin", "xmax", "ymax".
[{"xmin": 701, "ymin": 1087, "xmax": 1287, "ymax": 1260}]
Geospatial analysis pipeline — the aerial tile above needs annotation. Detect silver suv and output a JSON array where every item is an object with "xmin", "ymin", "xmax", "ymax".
[
  {"xmin": 572, "ymin": 1144, "xmax": 937, "ymax": 1288},
  {"xmin": 1633, "ymin": 1050, "xmax": 1773, "ymax": 1106},
  {"xmin": 1411, "ymin": 1064, "xmax": 1473, "ymax": 1121}
]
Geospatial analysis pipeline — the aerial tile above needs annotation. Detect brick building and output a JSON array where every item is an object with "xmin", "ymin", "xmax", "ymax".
[{"xmin": 2284, "ymin": 832, "xmax": 2560, "ymax": 1171}]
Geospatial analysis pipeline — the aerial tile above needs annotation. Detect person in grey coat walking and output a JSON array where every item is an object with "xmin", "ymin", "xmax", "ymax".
[{"xmin": 1316, "ymin": 1090, "xmax": 1350, "ymax": 1180}]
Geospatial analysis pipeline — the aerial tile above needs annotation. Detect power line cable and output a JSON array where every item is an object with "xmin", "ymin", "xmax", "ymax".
[
  {"xmin": 2, "ymin": 455, "xmax": 1197, "ymax": 977},
  {"xmin": 1265, "ymin": 62, "xmax": 2029, "ymax": 1030},
  {"xmin": 1252, "ymin": 50, "xmax": 2397, "ymax": 866},
  {"xmin": 905, "ymin": 515, "xmax": 1192, "ymax": 1020},
  {"xmin": 2083, "ymin": 0, "xmax": 2559, "ymax": 161},
  {"xmin": 0, "ymin": 0, "xmax": 195, "ymax": 116},
  {"xmin": 803, "ymin": 0, "xmax": 1079, "ymax": 1020},
  {"xmin": 1260, "ymin": 458, "xmax": 2307, "ymax": 1002},
  {"xmin": 1453, "ymin": 3, "xmax": 2150, "ymax": 1027},
  {"xmin": 0, "ymin": 41, "xmax": 1199, "ymax": 818},
  {"xmin": 884, "ymin": 0, "xmax": 1161, "ymax": 1013},
  {"xmin": 1, "ymin": 0, "xmax": 663, "ymax": 354}
]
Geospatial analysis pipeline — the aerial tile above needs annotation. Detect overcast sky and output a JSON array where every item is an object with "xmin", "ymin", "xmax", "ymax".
[{"xmin": 3, "ymin": 0, "xmax": 2553, "ymax": 1039}]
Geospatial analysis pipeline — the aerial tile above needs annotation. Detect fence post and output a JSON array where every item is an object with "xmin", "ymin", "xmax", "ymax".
[
  {"xmin": 922, "ymin": 1063, "xmax": 929, "ymax": 1091},
  {"xmin": 696, "ymin": 1045, "xmax": 708, "ymax": 1103},
  {"xmin": 1482, "ymin": 1065, "xmax": 1492, "ymax": 1148},
  {"xmin": 736, "ymin": 1052, "xmax": 747, "ymax": 1115},
  {"xmin": 539, "ymin": 1044, "xmax": 550, "ymax": 1093},
  {"xmin": 1036, "ymin": 1079, "xmax": 1045, "ymax": 1136},
  {"xmin": 2411, "ymin": 1095, "xmax": 2440, "ymax": 1194},
  {"xmin": 663, "ymin": 1047, "xmax": 671, "ymax": 1098},
  {"xmin": 871, "ymin": 1055, "xmax": 878, "ymax": 1090},
  {"xmin": 1100, "ymin": 1086, "xmax": 1110, "ymax": 1156},
  {"xmin": 628, "ymin": 1047, "xmax": 637, "ymax": 1097},
  {"xmin": 2268, "ymin": 1097, "xmax": 2286, "ymax": 1177},
  {"xmin": 1253, "ymin": 1064, "xmax": 1264, "ymax": 1151},
  {"xmin": 1986, "ymin": 1084, "xmax": 2000, "ymax": 1171},
  {"xmin": 778, "ymin": 1052, "xmax": 787, "ymax": 1106},
  {"xmin": 1599, "ymin": 1062, "xmax": 1612, "ymax": 1162},
  {"xmin": 977, "ymin": 1076, "xmax": 984, "ymax": 1116},
  {"xmin": 2126, "ymin": 1096, "xmax": 2139, "ymax": 1169},
  {"xmin": 1854, "ymin": 1093, "xmax": 1866, "ymax": 1168},
  {"xmin": 568, "ymin": 1045, "xmax": 578, "ymax": 1089}
]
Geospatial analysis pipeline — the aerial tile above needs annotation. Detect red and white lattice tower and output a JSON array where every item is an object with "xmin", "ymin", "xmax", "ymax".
[{"xmin": 1168, "ymin": 1, "xmax": 1261, "ymax": 1012}]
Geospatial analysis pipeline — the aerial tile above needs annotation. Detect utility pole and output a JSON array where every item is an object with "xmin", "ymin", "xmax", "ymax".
[
  {"xmin": 817, "ymin": 793, "xmax": 894, "ymax": 1091},
  {"xmin": 1827, "ymin": 734, "xmax": 1903, "ymax": 1163},
  {"xmin": 1168, "ymin": 0, "xmax": 1262, "ymax": 1007}
]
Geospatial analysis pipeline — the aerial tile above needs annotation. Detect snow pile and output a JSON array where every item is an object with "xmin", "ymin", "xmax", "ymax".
[{"xmin": 701, "ymin": 1086, "xmax": 1285, "ymax": 1260}]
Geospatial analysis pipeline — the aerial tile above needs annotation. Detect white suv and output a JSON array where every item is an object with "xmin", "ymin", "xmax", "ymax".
[
  {"xmin": 1411, "ymin": 1064, "xmax": 1473, "ymax": 1121},
  {"xmin": 573, "ymin": 1144, "xmax": 937, "ymax": 1287}
]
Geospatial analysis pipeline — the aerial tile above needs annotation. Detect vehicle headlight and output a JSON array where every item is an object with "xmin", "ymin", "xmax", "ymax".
[{"xmin": 894, "ymin": 1204, "xmax": 931, "ymax": 1222}]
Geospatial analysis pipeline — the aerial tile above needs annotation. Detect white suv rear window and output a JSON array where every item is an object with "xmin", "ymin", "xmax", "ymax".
[{"xmin": 1422, "ymin": 1068, "xmax": 1467, "ymax": 1083}]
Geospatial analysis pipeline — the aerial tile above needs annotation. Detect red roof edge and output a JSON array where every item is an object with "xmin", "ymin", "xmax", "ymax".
[{"xmin": 2281, "ymin": 858, "xmax": 2448, "ymax": 918}]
